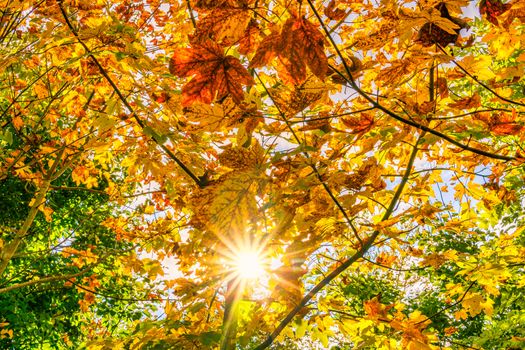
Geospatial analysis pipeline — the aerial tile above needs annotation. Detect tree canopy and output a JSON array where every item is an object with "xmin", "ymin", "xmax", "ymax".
[{"xmin": 1, "ymin": 0, "xmax": 525, "ymax": 349}]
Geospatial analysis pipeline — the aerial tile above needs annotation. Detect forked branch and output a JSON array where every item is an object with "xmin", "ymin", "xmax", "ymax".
[
  {"xmin": 306, "ymin": 0, "xmax": 515, "ymax": 162},
  {"xmin": 253, "ymin": 134, "xmax": 422, "ymax": 350}
]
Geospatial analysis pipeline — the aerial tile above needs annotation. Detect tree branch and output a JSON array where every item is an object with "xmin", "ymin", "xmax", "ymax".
[
  {"xmin": 0, "ymin": 267, "xmax": 91, "ymax": 294},
  {"xmin": 56, "ymin": 1, "xmax": 205, "ymax": 187},
  {"xmin": 0, "ymin": 147, "xmax": 65, "ymax": 277},
  {"xmin": 186, "ymin": 0, "xmax": 197, "ymax": 29},
  {"xmin": 438, "ymin": 45, "xmax": 525, "ymax": 108},
  {"xmin": 253, "ymin": 133, "xmax": 422, "ymax": 350},
  {"xmin": 306, "ymin": 0, "xmax": 515, "ymax": 162},
  {"xmin": 254, "ymin": 71, "xmax": 362, "ymax": 245},
  {"xmin": 416, "ymin": 281, "xmax": 475, "ymax": 325}
]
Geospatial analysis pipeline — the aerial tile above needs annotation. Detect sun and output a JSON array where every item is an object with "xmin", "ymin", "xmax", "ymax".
[
  {"xmin": 214, "ymin": 231, "xmax": 270, "ymax": 284},
  {"xmin": 233, "ymin": 249, "xmax": 265, "ymax": 280}
]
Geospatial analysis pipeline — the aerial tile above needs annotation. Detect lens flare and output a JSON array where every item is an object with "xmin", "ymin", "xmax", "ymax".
[{"xmin": 234, "ymin": 249, "xmax": 265, "ymax": 279}]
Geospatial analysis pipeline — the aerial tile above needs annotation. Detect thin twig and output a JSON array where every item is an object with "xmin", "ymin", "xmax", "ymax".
[
  {"xmin": 416, "ymin": 281, "xmax": 475, "ymax": 325},
  {"xmin": 306, "ymin": 0, "xmax": 515, "ymax": 162},
  {"xmin": 253, "ymin": 133, "xmax": 422, "ymax": 350},
  {"xmin": 186, "ymin": 0, "xmax": 197, "ymax": 29},
  {"xmin": 438, "ymin": 45, "xmax": 525, "ymax": 108},
  {"xmin": 56, "ymin": 1, "xmax": 204, "ymax": 187}
]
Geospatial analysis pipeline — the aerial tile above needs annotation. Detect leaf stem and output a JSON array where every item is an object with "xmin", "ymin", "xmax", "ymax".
[{"xmin": 186, "ymin": 0, "xmax": 197, "ymax": 29}]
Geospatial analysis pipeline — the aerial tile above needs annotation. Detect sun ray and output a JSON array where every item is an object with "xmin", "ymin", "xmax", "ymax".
[{"xmin": 214, "ymin": 228, "xmax": 271, "ymax": 285}]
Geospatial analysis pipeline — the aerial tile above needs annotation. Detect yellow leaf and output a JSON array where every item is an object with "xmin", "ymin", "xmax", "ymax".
[
  {"xmin": 208, "ymin": 170, "xmax": 264, "ymax": 234},
  {"xmin": 458, "ymin": 55, "xmax": 495, "ymax": 80},
  {"xmin": 0, "ymin": 328, "xmax": 13, "ymax": 339},
  {"xmin": 407, "ymin": 340, "xmax": 433, "ymax": 350},
  {"xmin": 431, "ymin": 17, "xmax": 460, "ymax": 35},
  {"xmin": 144, "ymin": 205, "xmax": 156, "ymax": 214},
  {"xmin": 454, "ymin": 309, "xmax": 468, "ymax": 320},
  {"xmin": 461, "ymin": 292, "xmax": 485, "ymax": 317},
  {"xmin": 295, "ymin": 319, "xmax": 307, "ymax": 338}
]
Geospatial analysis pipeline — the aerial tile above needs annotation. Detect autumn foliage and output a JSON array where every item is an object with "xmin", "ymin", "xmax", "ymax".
[{"xmin": 1, "ymin": 0, "xmax": 525, "ymax": 349}]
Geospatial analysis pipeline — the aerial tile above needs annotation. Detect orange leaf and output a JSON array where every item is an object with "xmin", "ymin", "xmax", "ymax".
[
  {"xmin": 251, "ymin": 16, "xmax": 327, "ymax": 83},
  {"xmin": 341, "ymin": 113, "xmax": 375, "ymax": 134},
  {"xmin": 489, "ymin": 112, "xmax": 523, "ymax": 135},
  {"xmin": 448, "ymin": 93, "xmax": 481, "ymax": 109},
  {"xmin": 170, "ymin": 41, "xmax": 254, "ymax": 105},
  {"xmin": 324, "ymin": 0, "xmax": 347, "ymax": 21},
  {"xmin": 364, "ymin": 296, "xmax": 392, "ymax": 320}
]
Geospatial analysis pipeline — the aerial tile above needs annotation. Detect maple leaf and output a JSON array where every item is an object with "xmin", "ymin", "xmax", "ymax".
[
  {"xmin": 448, "ymin": 93, "xmax": 481, "ymax": 109},
  {"xmin": 208, "ymin": 170, "xmax": 263, "ymax": 234},
  {"xmin": 324, "ymin": 0, "xmax": 347, "ymax": 21},
  {"xmin": 169, "ymin": 40, "xmax": 254, "ymax": 105},
  {"xmin": 251, "ymin": 16, "xmax": 328, "ymax": 83},
  {"xmin": 417, "ymin": 3, "xmax": 468, "ymax": 47},
  {"xmin": 461, "ymin": 292, "xmax": 487, "ymax": 316},
  {"xmin": 195, "ymin": 8, "xmax": 252, "ymax": 46},
  {"xmin": 480, "ymin": 0, "xmax": 512, "ymax": 25}
]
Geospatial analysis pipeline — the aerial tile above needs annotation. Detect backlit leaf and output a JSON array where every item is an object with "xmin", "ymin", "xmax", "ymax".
[{"xmin": 170, "ymin": 40, "xmax": 254, "ymax": 105}]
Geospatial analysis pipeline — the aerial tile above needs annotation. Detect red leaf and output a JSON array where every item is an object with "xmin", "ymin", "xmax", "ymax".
[
  {"xmin": 170, "ymin": 41, "xmax": 254, "ymax": 106},
  {"xmin": 480, "ymin": 0, "xmax": 511, "ymax": 25}
]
